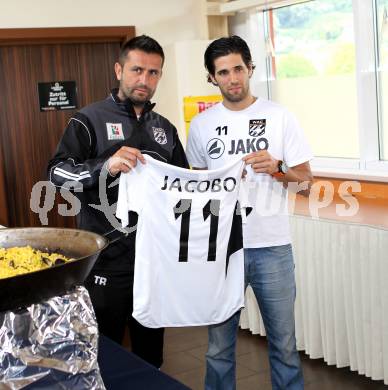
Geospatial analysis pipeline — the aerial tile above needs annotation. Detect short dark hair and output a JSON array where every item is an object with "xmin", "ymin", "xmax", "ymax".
[
  {"xmin": 204, "ymin": 35, "xmax": 255, "ymax": 83},
  {"xmin": 119, "ymin": 35, "xmax": 165, "ymax": 67}
]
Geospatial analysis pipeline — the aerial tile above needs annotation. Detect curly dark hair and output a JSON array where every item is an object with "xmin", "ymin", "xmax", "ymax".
[{"xmin": 204, "ymin": 35, "xmax": 255, "ymax": 83}]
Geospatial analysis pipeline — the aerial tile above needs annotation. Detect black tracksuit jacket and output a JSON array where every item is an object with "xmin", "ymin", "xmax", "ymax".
[{"xmin": 48, "ymin": 89, "xmax": 189, "ymax": 273}]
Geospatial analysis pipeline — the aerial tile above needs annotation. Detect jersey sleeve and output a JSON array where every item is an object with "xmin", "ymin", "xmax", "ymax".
[
  {"xmin": 186, "ymin": 117, "xmax": 207, "ymax": 168},
  {"xmin": 116, "ymin": 164, "xmax": 147, "ymax": 227},
  {"xmin": 282, "ymin": 110, "xmax": 314, "ymax": 167}
]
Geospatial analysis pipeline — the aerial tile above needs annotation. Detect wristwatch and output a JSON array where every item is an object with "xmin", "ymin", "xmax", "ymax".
[
  {"xmin": 272, "ymin": 160, "xmax": 288, "ymax": 177},
  {"xmin": 278, "ymin": 160, "xmax": 288, "ymax": 174}
]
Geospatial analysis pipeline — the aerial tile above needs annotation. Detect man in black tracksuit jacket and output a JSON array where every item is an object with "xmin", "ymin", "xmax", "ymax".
[{"xmin": 47, "ymin": 35, "xmax": 188, "ymax": 368}]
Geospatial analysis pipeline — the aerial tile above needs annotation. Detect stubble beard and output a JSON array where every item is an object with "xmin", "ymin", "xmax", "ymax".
[
  {"xmin": 221, "ymin": 85, "xmax": 249, "ymax": 104},
  {"xmin": 120, "ymin": 84, "xmax": 154, "ymax": 106}
]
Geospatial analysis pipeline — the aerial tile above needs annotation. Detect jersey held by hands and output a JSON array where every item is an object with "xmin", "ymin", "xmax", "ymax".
[{"xmin": 116, "ymin": 155, "xmax": 247, "ymax": 327}]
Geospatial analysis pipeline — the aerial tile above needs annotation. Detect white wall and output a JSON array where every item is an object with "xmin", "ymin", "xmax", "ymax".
[{"xmin": 0, "ymin": 0, "xmax": 208, "ymax": 46}]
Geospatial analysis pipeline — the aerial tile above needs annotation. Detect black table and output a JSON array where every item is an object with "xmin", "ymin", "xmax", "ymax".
[
  {"xmin": 98, "ymin": 335, "xmax": 191, "ymax": 390},
  {"xmin": 23, "ymin": 335, "xmax": 191, "ymax": 389}
]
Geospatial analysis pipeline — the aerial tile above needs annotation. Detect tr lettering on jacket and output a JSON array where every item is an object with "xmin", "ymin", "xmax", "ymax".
[{"xmin": 94, "ymin": 275, "xmax": 107, "ymax": 286}]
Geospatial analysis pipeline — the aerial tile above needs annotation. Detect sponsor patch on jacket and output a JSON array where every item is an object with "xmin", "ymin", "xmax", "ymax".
[
  {"xmin": 106, "ymin": 123, "xmax": 124, "ymax": 140},
  {"xmin": 153, "ymin": 127, "xmax": 167, "ymax": 145}
]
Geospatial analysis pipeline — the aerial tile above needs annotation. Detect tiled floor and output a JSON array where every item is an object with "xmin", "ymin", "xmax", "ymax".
[{"xmin": 161, "ymin": 327, "xmax": 387, "ymax": 390}]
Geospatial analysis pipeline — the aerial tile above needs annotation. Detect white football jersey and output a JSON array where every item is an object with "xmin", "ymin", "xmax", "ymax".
[
  {"xmin": 186, "ymin": 98, "xmax": 313, "ymax": 248},
  {"xmin": 116, "ymin": 155, "xmax": 247, "ymax": 328}
]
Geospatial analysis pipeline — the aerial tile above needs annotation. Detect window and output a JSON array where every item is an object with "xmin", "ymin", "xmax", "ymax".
[
  {"xmin": 377, "ymin": 0, "xmax": 388, "ymax": 160},
  {"xmin": 230, "ymin": 0, "xmax": 388, "ymax": 178},
  {"xmin": 267, "ymin": 0, "xmax": 359, "ymax": 159}
]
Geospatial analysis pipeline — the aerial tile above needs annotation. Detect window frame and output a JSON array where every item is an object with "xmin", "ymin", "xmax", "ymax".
[{"xmin": 234, "ymin": 0, "xmax": 388, "ymax": 182}]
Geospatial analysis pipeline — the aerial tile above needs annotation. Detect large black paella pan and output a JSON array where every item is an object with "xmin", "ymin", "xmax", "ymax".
[{"xmin": 0, "ymin": 228, "xmax": 108, "ymax": 312}]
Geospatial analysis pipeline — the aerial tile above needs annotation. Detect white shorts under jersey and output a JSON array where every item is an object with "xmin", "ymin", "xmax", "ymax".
[
  {"xmin": 186, "ymin": 98, "xmax": 313, "ymax": 248},
  {"xmin": 116, "ymin": 155, "xmax": 247, "ymax": 328}
]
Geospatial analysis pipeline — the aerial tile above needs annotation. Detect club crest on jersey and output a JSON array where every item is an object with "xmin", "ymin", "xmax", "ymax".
[
  {"xmin": 249, "ymin": 119, "xmax": 266, "ymax": 137},
  {"xmin": 153, "ymin": 127, "xmax": 167, "ymax": 145},
  {"xmin": 106, "ymin": 123, "xmax": 124, "ymax": 140},
  {"xmin": 206, "ymin": 138, "xmax": 225, "ymax": 159}
]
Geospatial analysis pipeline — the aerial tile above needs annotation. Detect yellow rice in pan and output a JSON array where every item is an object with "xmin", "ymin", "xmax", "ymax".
[{"xmin": 0, "ymin": 246, "xmax": 72, "ymax": 279}]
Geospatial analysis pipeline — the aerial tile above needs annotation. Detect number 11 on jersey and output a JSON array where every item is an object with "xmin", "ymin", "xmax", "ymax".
[{"xmin": 174, "ymin": 199, "xmax": 221, "ymax": 262}]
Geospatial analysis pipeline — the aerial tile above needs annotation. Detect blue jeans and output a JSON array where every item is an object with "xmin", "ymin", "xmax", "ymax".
[{"xmin": 205, "ymin": 244, "xmax": 303, "ymax": 390}]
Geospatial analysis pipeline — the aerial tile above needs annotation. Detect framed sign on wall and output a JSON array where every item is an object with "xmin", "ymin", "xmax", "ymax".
[{"xmin": 38, "ymin": 81, "xmax": 78, "ymax": 111}]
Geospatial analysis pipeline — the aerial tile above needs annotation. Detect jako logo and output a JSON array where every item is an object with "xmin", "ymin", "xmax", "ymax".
[{"xmin": 206, "ymin": 138, "xmax": 225, "ymax": 159}]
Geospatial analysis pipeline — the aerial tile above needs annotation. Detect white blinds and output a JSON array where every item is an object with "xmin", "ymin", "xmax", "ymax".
[{"xmin": 240, "ymin": 215, "xmax": 388, "ymax": 384}]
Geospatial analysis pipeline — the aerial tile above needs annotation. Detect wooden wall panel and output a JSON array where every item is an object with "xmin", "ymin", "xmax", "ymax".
[
  {"xmin": 0, "ymin": 41, "xmax": 121, "ymax": 227},
  {"xmin": 0, "ymin": 156, "xmax": 8, "ymax": 226}
]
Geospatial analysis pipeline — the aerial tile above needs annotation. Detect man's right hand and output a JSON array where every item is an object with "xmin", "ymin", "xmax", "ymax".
[{"xmin": 107, "ymin": 147, "xmax": 146, "ymax": 176}]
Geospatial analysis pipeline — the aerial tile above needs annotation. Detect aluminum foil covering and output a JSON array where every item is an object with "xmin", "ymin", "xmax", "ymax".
[{"xmin": 0, "ymin": 286, "xmax": 105, "ymax": 390}]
